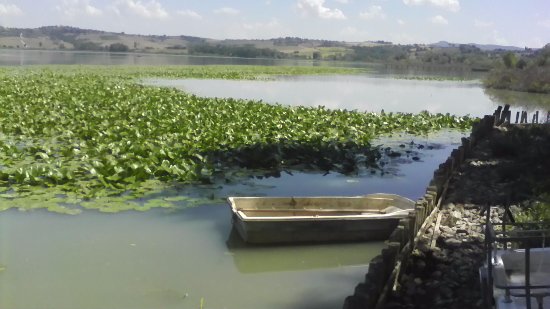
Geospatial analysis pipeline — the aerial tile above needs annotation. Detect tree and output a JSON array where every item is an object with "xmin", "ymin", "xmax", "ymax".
[
  {"xmin": 503, "ymin": 52, "xmax": 517, "ymax": 69},
  {"xmin": 312, "ymin": 51, "xmax": 321, "ymax": 60},
  {"xmin": 516, "ymin": 58, "xmax": 527, "ymax": 69},
  {"xmin": 109, "ymin": 43, "xmax": 129, "ymax": 52}
]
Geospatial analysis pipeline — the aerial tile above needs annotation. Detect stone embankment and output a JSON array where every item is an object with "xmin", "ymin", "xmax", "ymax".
[{"xmin": 345, "ymin": 107, "xmax": 550, "ymax": 309}]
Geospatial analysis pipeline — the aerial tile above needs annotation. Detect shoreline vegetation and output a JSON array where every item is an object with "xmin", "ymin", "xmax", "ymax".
[
  {"xmin": 0, "ymin": 65, "xmax": 475, "ymax": 214},
  {"xmin": 1, "ymin": 26, "xmax": 548, "ymax": 92},
  {"xmin": 483, "ymin": 45, "xmax": 550, "ymax": 94}
]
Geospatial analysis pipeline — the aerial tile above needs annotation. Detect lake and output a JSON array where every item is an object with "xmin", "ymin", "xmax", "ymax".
[
  {"xmin": 3, "ymin": 49, "xmax": 546, "ymax": 113},
  {"xmin": 147, "ymin": 75, "xmax": 492, "ymax": 116},
  {"xmin": 0, "ymin": 130, "xmax": 465, "ymax": 309},
  {"xmin": 1, "ymin": 49, "xmax": 549, "ymax": 309},
  {"xmin": 0, "ymin": 49, "xmax": 363, "ymax": 67}
]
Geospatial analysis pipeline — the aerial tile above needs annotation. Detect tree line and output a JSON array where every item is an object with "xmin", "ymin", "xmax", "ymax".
[{"xmin": 484, "ymin": 44, "xmax": 550, "ymax": 93}]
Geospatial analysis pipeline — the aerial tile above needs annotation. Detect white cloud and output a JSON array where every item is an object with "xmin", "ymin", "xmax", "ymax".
[
  {"xmin": 0, "ymin": 3, "xmax": 23, "ymax": 16},
  {"xmin": 403, "ymin": 0, "xmax": 460, "ymax": 12},
  {"xmin": 214, "ymin": 7, "xmax": 240, "ymax": 15},
  {"xmin": 240, "ymin": 19, "xmax": 287, "ymax": 38},
  {"xmin": 297, "ymin": 0, "xmax": 346, "ymax": 20},
  {"xmin": 85, "ymin": 5, "xmax": 102, "ymax": 16},
  {"xmin": 335, "ymin": 0, "xmax": 349, "ymax": 4},
  {"xmin": 430, "ymin": 15, "xmax": 448, "ymax": 25},
  {"xmin": 56, "ymin": 0, "xmax": 103, "ymax": 17},
  {"xmin": 176, "ymin": 9, "xmax": 202, "ymax": 20},
  {"xmin": 538, "ymin": 19, "xmax": 550, "ymax": 29},
  {"xmin": 242, "ymin": 19, "xmax": 280, "ymax": 30},
  {"xmin": 359, "ymin": 5, "xmax": 386, "ymax": 20},
  {"xmin": 397, "ymin": 19, "xmax": 405, "ymax": 25},
  {"xmin": 114, "ymin": 0, "xmax": 168, "ymax": 19},
  {"xmin": 474, "ymin": 19, "xmax": 493, "ymax": 28}
]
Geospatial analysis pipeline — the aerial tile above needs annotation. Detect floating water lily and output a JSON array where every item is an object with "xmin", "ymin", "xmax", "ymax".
[{"xmin": 0, "ymin": 65, "xmax": 477, "ymax": 213}]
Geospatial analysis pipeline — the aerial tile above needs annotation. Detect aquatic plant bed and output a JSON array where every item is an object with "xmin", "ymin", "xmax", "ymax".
[{"xmin": 0, "ymin": 65, "xmax": 474, "ymax": 213}]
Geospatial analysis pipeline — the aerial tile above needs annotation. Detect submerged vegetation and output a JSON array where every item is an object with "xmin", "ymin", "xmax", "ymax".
[{"xmin": 0, "ymin": 65, "xmax": 475, "ymax": 213}]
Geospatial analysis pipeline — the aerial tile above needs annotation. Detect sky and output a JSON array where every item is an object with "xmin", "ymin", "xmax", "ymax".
[{"xmin": 0, "ymin": 0, "xmax": 549, "ymax": 48}]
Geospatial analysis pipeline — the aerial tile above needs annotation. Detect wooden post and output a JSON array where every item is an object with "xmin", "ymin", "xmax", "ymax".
[
  {"xmin": 493, "ymin": 106, "xmax": 502, "ymax": 126},
  {"xmin": 515, "ymin": 111, "xmax": 520, "ymax": 124},
  {"xmin": 535, "ymin": 111, "xmax": 539, "ymax": 124},
  {"xmin": 497, "ymin": 104, "xmax": 510, "ymax": 126}
]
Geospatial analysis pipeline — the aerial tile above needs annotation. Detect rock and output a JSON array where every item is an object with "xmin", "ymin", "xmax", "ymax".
[
  {"xmin": 451, "ymin": 210, "xmax": 463, "ymax": 220},
  {"xmin": 412, "ymin": 248, "xmax": 426, "ymax": 258},
  {"xmin": 456, "ymin": 228, "xmax": 469, "ymax": 235},
  {"xmin": 415, "ymin": 260, "xmax": 426, "ymax": 271},
  {"xmin": 440, "ymin": 286, "xmax": 454, "ymax": 299},
  {"xmin": 404, "ymin": 280, "xmax": 416, "ymax": 296},
  {"xmin": 384, "ymin": 301, "xmax": 405, "ymax": 309},
  {"xmin": 416, "ymin": 241, "xmax": 431, "ymax": 254},
  {"xmin": 444, "ymin": 238, "xmax": 463, "ymax": 247},
  {"xmin": 431, "ymin": 270, "xmax": 442, "ymax": 279}
]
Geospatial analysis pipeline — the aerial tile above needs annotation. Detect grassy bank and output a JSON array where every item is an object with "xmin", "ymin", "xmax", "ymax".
[{"xmin": 0, "ymin": 65, "xmax": 475, "ymax": 213}]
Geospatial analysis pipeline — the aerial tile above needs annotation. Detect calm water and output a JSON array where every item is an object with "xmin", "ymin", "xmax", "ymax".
[
  {"xmin": 2, "ymin": 49, "xmax": 547, "ymax": 309},
  {"xmin": 147, "ymin": 76, "xmax": 488, "ymax": 116},
  {"xmin": 147, "ymin": 75, "xmax": 550, "ymax": 117},
  {"xmin": 0, "ymin": 206, "xmax": 383, "ymax": 309},
  {"xmin": 0, "ymin": 131, "xmax": 463, "ymax": 309},
  {"xmin": 0, "ymin": 49, "xmax": 359, "ymax": 67}
]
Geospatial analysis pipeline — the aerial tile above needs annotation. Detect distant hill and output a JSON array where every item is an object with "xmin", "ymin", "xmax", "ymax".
[
  {"xmin": 430, "ymin": 40, "xmax": 524, "ymax": 51},
  {"xmin": 468, "ymin": 43, "xmax": 524, "ymax": 52},
  {"xmin": 0, "ymin": 25, "xmax": 354, "ymax": 57},
  {"xmin": 1, "ymin": 25, "xmax": 547, "ymax": 71}
]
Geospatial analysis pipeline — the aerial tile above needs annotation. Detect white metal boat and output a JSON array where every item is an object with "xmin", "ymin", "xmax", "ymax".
[{"xmin": 227, "ymin": 193, "xmax": 415, "ymax": 244}]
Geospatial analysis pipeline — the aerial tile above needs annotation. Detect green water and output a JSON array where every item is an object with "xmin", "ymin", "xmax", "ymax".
[
  {"xmin": 0, "ymin": 131, "xmax": 466, "ymax": 309},
  {"xmin": 0, "ymin": 206, "xmax": 384, "ymax": 309}
]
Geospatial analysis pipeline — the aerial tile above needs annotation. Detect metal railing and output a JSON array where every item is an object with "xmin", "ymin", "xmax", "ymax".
[{"xmin": 482, "ymin": 205, "xmax": 550, "ymax": 309}]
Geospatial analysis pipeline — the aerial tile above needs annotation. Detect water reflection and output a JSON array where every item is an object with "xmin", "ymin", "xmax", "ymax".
[
  {"xmin": 484, "ymin": 88, "xmax": 550, "ymax": 114},
  {"xmin": 146, "ymin": 75, "xmax": 498, "ymax": 116},
  {"xmin": 226, "ymin": 228, "xmax": 385, "ymax": 273},
  {"xmin": 0, "ymin": 49, "xmax": 352, "ymax": 67},
  {"xmin": 0, "ymin": 200, "xmax": 380, "ymax": 309}
]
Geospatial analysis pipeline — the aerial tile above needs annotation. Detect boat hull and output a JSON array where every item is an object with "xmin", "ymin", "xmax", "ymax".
[
  {"xmin": 232, "ymin": 214, "xmax": 402, "ymax": 243},
  {"xmin": 228, "ymin": 194, "xmax": 415, "ymax": 244}
]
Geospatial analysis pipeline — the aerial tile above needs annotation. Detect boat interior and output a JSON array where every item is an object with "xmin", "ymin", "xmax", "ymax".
[
  {"xmin": 229, "ymin": 194, "xmax": 415, "ymax": 218},
  {"xmin": 480, "ymin": 206, "xmax": 550, "ymax": 309}
]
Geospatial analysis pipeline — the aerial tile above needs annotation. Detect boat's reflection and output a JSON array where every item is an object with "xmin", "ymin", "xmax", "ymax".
[{"xmin": 225, "ymin": 228, "xmax": 384, "ymax": 273}]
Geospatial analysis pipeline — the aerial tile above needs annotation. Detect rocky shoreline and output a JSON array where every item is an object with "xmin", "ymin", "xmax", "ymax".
[{"xmin": 383, "ymin": 123, "xmax": 550, "ymax": 309}]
